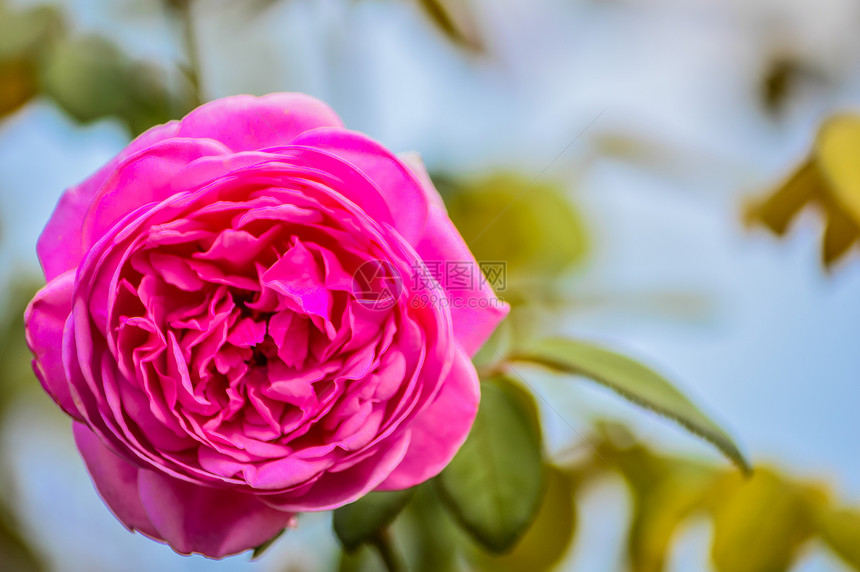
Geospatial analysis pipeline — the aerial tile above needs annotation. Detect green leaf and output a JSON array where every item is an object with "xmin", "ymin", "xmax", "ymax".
[
  {"xmin": 513, "ymin": 338, "xmax": 751, "ymax": 473},
  {"xmin": 40, "ymin": 35, "xmax": 193, "ymax": 136},
  {"xmin": 333, "ymin": 489, "xmax": 414, "ymax": 551},
  {"xmin": 472, "ymin": 317, "xmax": 512, "ymax": 370},
  {"xmin": 436, "ymin": 376, "xmax": 544, "ymax": 553},
  {"xmin": 250, "ymin": 528, "xmax": 284, "ymax": 560},
  {"xmin": 818, "ymin": 508, "xmax": 860, "ymax": 569},
  {"xmin": 397, "ymin": 483, "xmax": 466, "ymax": 572},
  {"xmin": 473, "ymin": 465, "xmax": 576, "ymax": 572}
]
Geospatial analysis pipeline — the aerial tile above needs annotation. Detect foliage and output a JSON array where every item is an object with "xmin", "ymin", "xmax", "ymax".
[
  {"xmin": 331, "ymin": 416, "xmax": 860, "ymax": 572},
  {"xmin": 747, "ymin": 114, "xmax": 860, "ymax": 267},
  {"xmin": 513, "ymin": 337, "xmax": 750, "ymax": 473},
  {"xmin": 0, "ymin": 280, "xmax": 44, "ymax": 571},
  {"xmin": 0, "ymin": 0, "xmax": 195, "ymax": 135}
]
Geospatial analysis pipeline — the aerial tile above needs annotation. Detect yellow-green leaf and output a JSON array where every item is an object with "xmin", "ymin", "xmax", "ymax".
[
  {"xmin": 816, "ymin": 115, "xmax": 860, "ymax": 224},
  {"xmin": 415, "ymin": 0, "xmax": 483, "ymax": 52},
  {"xmin": 711, "ymin": 469, "xmax": 815, "ymax": 572},
  {"xmin": 745, "ymin": 160, "xmax": 821, "ymax": 236},
  {"xmin": 627, "ymin": 466, "xmax": 715, "ymax": 572},
  {"xmin": 818, "ymin": 508, "xmax": 860, "ymax": 570}
]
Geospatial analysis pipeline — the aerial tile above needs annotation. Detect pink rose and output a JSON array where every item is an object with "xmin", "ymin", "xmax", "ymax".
[{"xmin": 24, "ymin": 94, "xmax": 508, "ymax": 557}]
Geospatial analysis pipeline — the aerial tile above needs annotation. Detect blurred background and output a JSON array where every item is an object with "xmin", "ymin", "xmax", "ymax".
[{"xmin": 2, "ymin": 0, "xmax": 860, "ymax": 570}]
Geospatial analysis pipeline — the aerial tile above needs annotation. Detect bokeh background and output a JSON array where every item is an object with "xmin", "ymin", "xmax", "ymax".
[{"xmin": 1, "ymin": 0, "xmax": 860, "ymax": 570}]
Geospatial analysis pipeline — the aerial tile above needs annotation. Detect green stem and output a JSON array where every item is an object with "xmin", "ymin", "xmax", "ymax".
[
  {"xmin": 371, "ymin": 530, "xmax": 404, "ymax": 572},
  {"xmin": 169, "ymin": 0, "xmax": 203, "ymax": 106}
]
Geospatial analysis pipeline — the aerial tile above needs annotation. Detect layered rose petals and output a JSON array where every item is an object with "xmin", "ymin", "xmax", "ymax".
[{"xmin": 24, "ymin": 93, "xmax": 508, "ymax": 557}]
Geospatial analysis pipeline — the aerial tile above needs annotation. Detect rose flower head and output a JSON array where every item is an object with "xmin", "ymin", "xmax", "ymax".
[{"xmin": 24, "ymin": 93, "xmax": 508, "ymax": 557}]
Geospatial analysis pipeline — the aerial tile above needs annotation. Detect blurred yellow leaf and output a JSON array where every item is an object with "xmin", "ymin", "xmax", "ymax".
[
  {"xmin": 415, "ymin": 0, "xmax": 483, "ymax": 52},
  {"xmin": 818, "ymin": 508, "xmax": 860, "ymax": 570},
  {"xmin": 0, "ymin": 59, "xmax": 37, "ymax": 117},
  {"xmin": 745, "ymin": 160, "xmax": 821, "ymax": 236},
  {"xmin": 0, "ymin": 3, "xmax": 64, "ymax": 118},
  {"xmin": 816, "ymin": 115, "xmax": 860, "ymax": 224},
  {"xmin": 627, "ymin": 465, "xmax": 715, "ymax": 572},
  {"xmin": 820, "ymin": 192, "xmax": 860, "ymax": 267},
  {"xmin": 747, "ymin": 113, "xmax": 860, "ymax": 267},
  {"xmin": 710, "ymin": 468, "xmax": 816, "ymax": 572}
]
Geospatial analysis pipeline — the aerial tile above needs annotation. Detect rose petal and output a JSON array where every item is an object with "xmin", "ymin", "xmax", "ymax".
[
  {"xmin": 261, "ymin": 433, "xmax": 411, "ymax": 511},
  {"xmin": 73, "ymin": 423, "xmax": 159, "ymax": 538},
  {"xmin": 291, "ymin": 128, "xmax": 429, "ymax": 244},
  {"xmin": 137, "ymin": 470, "xmax": 295, "ymax": 558},
  {"xmin": 416, "ymin": 205, "xmax": 509, "ymax": 356},
  {"xmin": 178, "ymin": 93, "xmax": 343, "ymax": 152},
  {"xmin": 398, "ymin": 151, "xmax": 446, "ymax": 211},
  {"xmin": 81, "ymin": 138, "xmax": 231, "ymax": 249},
  {"xmin": 37, "ymin": 121, "xmax": 180, "ymax": 281},
  {"xmin": 24, "ymin": 269, "xmax": 81, "ymax": 420},
  {"xmin": 375, "ymin": 344, "xmax": 479, "ymax": 490}
]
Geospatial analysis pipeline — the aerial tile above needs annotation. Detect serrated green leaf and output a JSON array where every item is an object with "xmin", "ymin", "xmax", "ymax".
[
  {"xmin": 818, "ymin": 508, "xmax": 860, "ymax": 570},
  {"xmin": 333, "ymin": 489, "xmax": 414, "ymax": 551},
  {"xmin": 514, "ymin": 338, "xmax": 750, "ymax": 473},
  {"xmin": 436, "ymin": 376, "xmax": 544, "ymax": 553}
]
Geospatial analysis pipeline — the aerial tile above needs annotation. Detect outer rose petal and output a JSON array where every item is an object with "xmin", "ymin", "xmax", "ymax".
[
  {"xmin": 416, "ymin": 205, "xmax": 509, "ymax": 356},
  {"xmin": 137, "ymin": 471, "xmax": 294, "ymax": 558},
  {"xmin": 290, "ymin": 128, "xmax": 430, "ymax": 244},
  {"xmin": 73, "ymin": 423, "xmax": 159, "ymax": 538},
  {"xmin": 397, "ymin": 151, "xmax": 446, "ymax": 211},
  {"xmin": 400, "ymin": 153, "xmax": 509, "ymax": 355},
  {"xmin": 80, "ymin": 138, "xmax": 231, "ymax": 248},
  {"xmin": 75, "ymin": 424, "xmax": 294, "ymax": 558},
  {"xmin": 376, "ymin": 344, "xmax": 479, "ymax": 490},
  {"xmin": 178, "ymin": 93, "xmax": 344, "ymax": 152},
  {"xmin": 24, "ymin": 269, "xmax": 81, "ymax": 420},
  {"xmin": 37, "ymin": 121, "xmax": 180, "ymax": 281}
]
